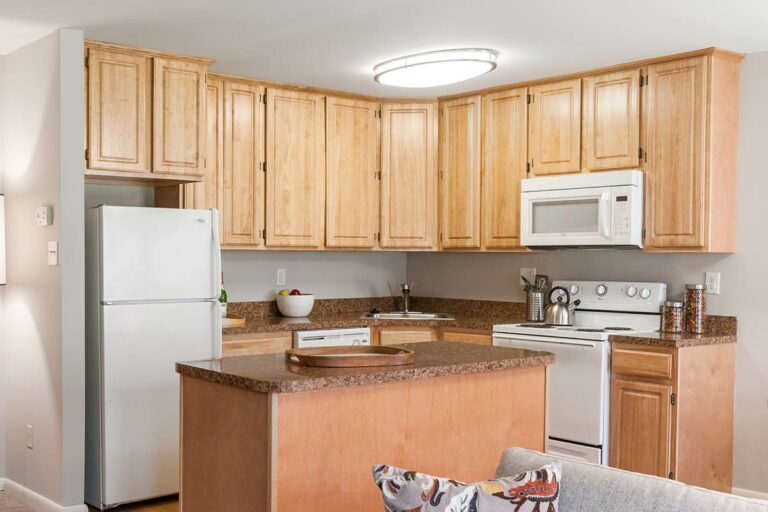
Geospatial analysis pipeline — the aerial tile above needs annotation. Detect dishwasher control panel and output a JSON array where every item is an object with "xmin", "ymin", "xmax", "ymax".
[{"xmin": 293, "ymin": 327, "xmax": 371, "ymax": 348}]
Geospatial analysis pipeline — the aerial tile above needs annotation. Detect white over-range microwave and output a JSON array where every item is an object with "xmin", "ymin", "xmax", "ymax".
[{"xmin": 520, "ymin": 170, "xmax": 644, "ymax": 248}]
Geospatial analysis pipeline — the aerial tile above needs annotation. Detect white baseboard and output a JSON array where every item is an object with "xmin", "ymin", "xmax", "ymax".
[
  {"xmin": 733, "ymin": 486, "xmax": 768, "ymax": 502},
  {"xmin": 1, "ymin": 478, "xmax": 88, "ymax": 512}
]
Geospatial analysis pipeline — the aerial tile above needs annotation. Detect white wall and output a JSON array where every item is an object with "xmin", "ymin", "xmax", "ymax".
[
  {"xmin": 409, "ymin": 51, "xmax": 768, "ymax": 495},
  {"xmin": 0, "ymin": 51, "xmax": 5, "ymax": 483},
  {"xmin": 2, "ymin": 29, "xmax": 86, "ymax": 509}
]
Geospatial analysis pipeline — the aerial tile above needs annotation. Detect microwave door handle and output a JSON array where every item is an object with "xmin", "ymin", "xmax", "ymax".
[{"xmin": 601, "ymin": 193, "xmax": 611, "ymax": 239}]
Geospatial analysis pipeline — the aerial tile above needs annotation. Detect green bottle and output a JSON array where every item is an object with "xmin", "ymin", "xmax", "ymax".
[{"xmin": 219, "ymin": 272, "xmax": 228, "ymax": 317}]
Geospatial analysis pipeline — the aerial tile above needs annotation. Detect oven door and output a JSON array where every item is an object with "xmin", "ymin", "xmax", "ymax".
[
  {"xmin": 520, "ymin": 186, "xmax": 613, "ymax": 246},
  {"xmin": 493, "ymin": 333, "xmax": 610, "ymax": 448}
]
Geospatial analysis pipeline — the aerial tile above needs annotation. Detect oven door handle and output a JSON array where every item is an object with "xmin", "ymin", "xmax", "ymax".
[{"xmin": 493, "ymin": 334, "xmax": 599, "ymax": 348}]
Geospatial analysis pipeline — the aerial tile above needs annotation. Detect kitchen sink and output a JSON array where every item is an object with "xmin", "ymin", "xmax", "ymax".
[{"xmin": 361, "ymin": 312, "xmax": 455, "ymax": 320}]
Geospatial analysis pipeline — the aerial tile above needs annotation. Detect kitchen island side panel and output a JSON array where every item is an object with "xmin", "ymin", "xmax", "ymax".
[{"xmin": 275, "ymin": 366, "xmax": 547, "ymax": 512}]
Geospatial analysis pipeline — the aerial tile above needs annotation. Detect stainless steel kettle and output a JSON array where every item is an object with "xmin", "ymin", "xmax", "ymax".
[{"xmin": 544, "ymin": 286, "xmax": 581, "ymax": 326}]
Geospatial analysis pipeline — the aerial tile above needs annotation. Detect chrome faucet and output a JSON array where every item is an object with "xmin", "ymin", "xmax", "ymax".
[{"xmin": 400, "ymin": 282, "xmax": 413, "ymax": 313}]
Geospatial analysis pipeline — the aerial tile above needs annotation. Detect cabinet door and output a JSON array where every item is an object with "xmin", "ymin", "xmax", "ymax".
[
  {"xmin": 644, "ymin": 57, "xmax": 707, "ymax": 249},
  {"xmin": 153, "ymin": 57, "xmax": 207, "ymax": 176},
  {"xmin": 528, "ymin": 79, "xmax": 582, "ymax": 175},
  {"xmin": 325, "ymin": 97, "xmax": 379, "ymax": 248},
  {"xmin": 482, "ymin": 88, "xmax": 528, "ymax": 249},
  {"xmin": 183, "ymin": 78, "xmax": 224, "ymax": 213},
  {"xmin": 265, "ymin": 88, "xmax": 325, "ymax": 248},
  {"xmin": 86, "ymin": 48, "xmax": 152, "ymax": 173},
  {"xmin": 380, "ymin": 103, "xmax": 438, "ymax": 249},
  {"xmin": 439, "ymin": 96, "xmax": 481, "ymax": 249},
  {"xmin": 582, "ymin": 69, "xmax": 640, "ymax": 171},
  {"xmin": 610, "ymin": 378, "xmax": 673, "ymax": 477},
  {"xmin": 222, "ymin": 80, "xmax": 265, "ymax": 247}
]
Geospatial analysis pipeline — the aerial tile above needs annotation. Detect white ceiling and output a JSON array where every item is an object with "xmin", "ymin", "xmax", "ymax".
[{"xmin": 2, "ymin": 0, "xmax": 768, "ymax": 97}]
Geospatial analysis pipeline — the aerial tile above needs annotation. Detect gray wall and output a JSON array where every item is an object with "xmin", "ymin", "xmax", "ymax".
[
  {"xmin": 408, "ymin": 51, "xmax": 768, "ymax": 495},
  {"xmin": 1, "ymin": 29, "xmax": 86, "ymax": 508}
]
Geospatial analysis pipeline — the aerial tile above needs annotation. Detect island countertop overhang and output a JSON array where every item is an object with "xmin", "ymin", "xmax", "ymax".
[{"xmin": 176, "ymin": 341, "xmax": 555, "ymax": 394}]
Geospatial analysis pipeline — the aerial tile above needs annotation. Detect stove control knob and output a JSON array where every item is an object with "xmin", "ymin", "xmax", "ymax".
[
  {"xmin": 626, "ymin": 285, "xmax": 638, "ymax": 297},
  {"xmin": 640, "ymin": 287, "xmax": 652, "ymax": 299},
  {"xmin": 569, "ymin": 284, "xmax": 579, "ymax": 295},
  {"xmin": 596, "ymin": 284, "xmax": 608, "ymax": 296}
]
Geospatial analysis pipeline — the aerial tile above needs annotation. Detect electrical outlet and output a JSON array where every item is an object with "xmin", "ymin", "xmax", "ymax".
[
  {"xmin": 520, "ymin": 267, "xmax": 537, "ymax": 286},
  {"xmin": 25, "ymin": 424, "xmax": 33, "ymax": 449},
  {"xmin": 705, "ymin": 272, "xmax": 721, "ymax": 295},
  {"xmin": 276, "ymin": 268, "xmax": 286, "ymax": 287}
]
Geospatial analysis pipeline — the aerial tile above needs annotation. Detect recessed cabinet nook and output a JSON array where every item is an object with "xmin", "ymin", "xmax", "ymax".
[{"xmin": 85, "ymin": 41, "xmax": 742, "ymax": 253}]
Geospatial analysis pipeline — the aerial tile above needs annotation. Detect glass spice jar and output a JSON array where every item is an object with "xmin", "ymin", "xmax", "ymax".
[
  {"xmin": 662, "ymin": 301, "xmax": 684, "ymax": 333},
  {"xmin": 685, "ymin": 284, "xmax": 707, "ymax": 333}
]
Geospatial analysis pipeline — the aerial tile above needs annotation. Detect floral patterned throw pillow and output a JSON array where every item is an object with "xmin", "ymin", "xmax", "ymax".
[{"xmin": 372, "ymin": 462, "xmax": 560, "ymax": 512}]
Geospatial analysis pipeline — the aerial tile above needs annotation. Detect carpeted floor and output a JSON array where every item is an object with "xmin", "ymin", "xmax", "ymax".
[{"xmin": 0, "ymin": 491, "xmax": 34, "ymax": 512}]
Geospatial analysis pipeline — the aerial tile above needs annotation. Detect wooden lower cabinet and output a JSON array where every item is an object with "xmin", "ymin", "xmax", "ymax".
[
  {"xmin": 374, "ymin": 326, "xmax": 491, "ymax": 346},
  {"xmin": 440, "ymin": 328, "xmax": 492, "ymax": 345},
  {"xmin": 222, "ymin": 332, "xmax": 292, "ymax": 357},
  {"xmin": 609, "ymin": 342, "xmax": 735, "ymax": 492}
]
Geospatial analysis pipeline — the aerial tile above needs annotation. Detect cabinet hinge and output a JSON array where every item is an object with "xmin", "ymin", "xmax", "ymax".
[
  {"xmin": 260, "ymin": 161, "xmax": 267, "ymax": 172},
  {"xmin": 376, "ymin": 171, "xmax": 382, "ymax": 180},
  {"xmin": 84, "ymin": 148, "xmax": 89, "ymax": 161},
  {"xmin": 260, "ymin": 94, "xmax": 267, "ymax": 104},
  {"xmin": 84, "ymin": 55, "xmax": 89, "ymax": 68},
  {"xmin": 668, "ymin": 471, "xmax": 674, "ymax": 480},
  {"xmin": 642, "ymin": 227, "xmax": 646, "ymax": 241},
  {"xmin": 644, "ymin": 75, "xmax": 649, "ymax": 86},
  {"xmin": 375, "ymin": 232, "xmax": 381, "ymax": 242},
  {"xmin": 671, "ymin": 393, "xmax": 677, "ymax": 406},
  {"xmin": 639, "ymin": 75, "xmax": 644, "ymax": 87},
  {"xmin": 526, "ymin": 93, "xmax": 532, "ymax": 104},
  {"xmin": 377, "ymin": 109, "xmax": 382, "ymax": 118},
  {"xmin": 261, "ymin": 229, "xmax": 266, "ymax": 240},
  {"xmin": 526, "ymin": 162, "xmax": 530, "ymax": 174},
  {"xmin": 638, "ymin": 147, "xmax": 644, "ymax": 160}
]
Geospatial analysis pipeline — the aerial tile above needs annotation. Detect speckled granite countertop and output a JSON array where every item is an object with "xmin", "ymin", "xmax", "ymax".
[
  {"xmin": 223, "ymin": 297, "xmax": 736, "ymax": 348},
  {"xmin": 177, "ymin": 341, "xmax": 555, "ymax": 394}
]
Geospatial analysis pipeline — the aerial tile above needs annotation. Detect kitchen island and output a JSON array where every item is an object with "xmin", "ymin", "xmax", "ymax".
[{"xmin": 176, "ymin": 342, "xmax": 554, "ymax": 512}]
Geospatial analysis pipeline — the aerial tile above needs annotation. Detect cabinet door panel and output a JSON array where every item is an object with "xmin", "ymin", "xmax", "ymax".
[
  {"xmin": 265, "ymin": 89, "xmax": 325, "ymax": 247},
  {"xmin": 380, "ymin": 103, "xmax": 438, "ymax": 249},
  {"xmin": 87, "ymin": 49, "xmax": 151, "ymax": 173},
  {"xmin": 439, "ymin": 96, "xmax": 481, "ymax": 249},
  {"xmin": 326, "ymin": 97, "xmax": 379, "ymax": 248},
  {"xmin": 645, "ymin": 57, "xmax": 707, "ymax": 249},
  {"xmin": 153, "ymin": 57, "xmax": 206, "ymax": 176},
  {"xmin": 482, "ymin": 88, "xmax": 528, "ymax": 249},
  {"xmin": 223, "ymin": 81, "xmax": 264, "ymax": 247},
  {"xmin": 610, "ymin": 379, "xmax": 672, "ymax": 477},
  {"xmin": 583, "ymin": 69, "xmax": 640, "ymax": 171},
  {"xmin": 529, "ymin": 79, "xmax": 582, "ymax": 175},
  {"xmin": 184, "ymin": 78, "xmax": 224, "ymax": 214}
]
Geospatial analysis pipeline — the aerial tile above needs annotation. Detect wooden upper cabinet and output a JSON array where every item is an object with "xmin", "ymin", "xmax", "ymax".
[
  {"xmin": 610, "ymin": 378, "xmax": 673, "ymax": 477},
  {"xmin": 644, "ymin": 57, "xmax": 707, "ymax": 249},
  {"xmin": 439, "ymin": 96, "xmax": 481, "ymax": 249},
  {"xmin": 528, "ymin": 78, "xmax": 582, "ymax": 175},
  {"xmin": 325, "ymin": 97, "xmax": 379, "ymax": 249},
  {"xmin": 265, "ymin": 88, "xmax": 325, "ymax": 248},
  {"xmin": 184, "ymin": 77, "xmax": 225, "ymax": 211},
  {"xmin": 86, "ymin": 48, "xmax": 152, "ymax": 174},
  {"xmin": 222, "ymin": 80, "xmax": 265, "ymax": 247},
  {"xmin": 380, "ymin": 102, "xmax": 438, "ymax": 249},
  {"xmin": 153, "ymin": 57, "xmax": 207, "ymax": 176},
  {"xmin": 582, "ymin": 69, "xmax": 641, "ymax": 171},
  {"xmin": 482, "ymin": 88, "xmax": 528, "ymax": 250}
]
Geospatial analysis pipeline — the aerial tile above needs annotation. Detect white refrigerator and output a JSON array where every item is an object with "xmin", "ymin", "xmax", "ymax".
[{"xmin": 85, "ymin": 206, "xmax": 222, "ymax": 510}]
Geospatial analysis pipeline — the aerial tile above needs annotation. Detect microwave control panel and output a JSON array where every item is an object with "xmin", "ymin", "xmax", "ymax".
[{"xmin": 612, "ymin": 195, "xmax": 631, "ymax": 237}]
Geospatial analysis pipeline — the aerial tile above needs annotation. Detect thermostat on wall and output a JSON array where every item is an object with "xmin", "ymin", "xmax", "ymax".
[{"xmin": 36, "ymin": 206, "xmax": 52, "ymax": 226}]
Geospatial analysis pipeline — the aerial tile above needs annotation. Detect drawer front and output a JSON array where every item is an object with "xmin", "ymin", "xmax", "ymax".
[
  {"xmin": 222, "ymin": 332, "xmax": 292, "ymax": 357},
  {"xmin": 612, "ymin": 347, "xmax": 674, "ymax": 379},
  {"xmin": 379, "ymin": 328, "xmax": 436, "ymax": 345},
  {"xmin": 440, "ymin": 330, "xmax": 492, "ymax": 345}
]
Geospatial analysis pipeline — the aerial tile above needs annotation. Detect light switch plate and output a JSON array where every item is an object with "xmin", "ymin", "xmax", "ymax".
[
  {"xmin": 36, "ymin": 206, "xmax": 53, "ymax": 226},
  {"xmin": 48, "ymin": 241, "xmax": 58, "ymax": 266},
  {"xmin": 276, "ymin": 268, "xmax": 286, "ymax": 286},
  {"xmin": 705, "ymin": 272, "xmax": 721, "ymax": 295},
  {"xmin": 25, "ymin": 424, "xmax": 33, "ymax": 449}
]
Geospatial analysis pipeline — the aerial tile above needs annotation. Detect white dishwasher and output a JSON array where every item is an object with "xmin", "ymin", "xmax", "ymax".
[{"xmin": 293, "ymin": 327, "xmax": 371, "ymax": 348}]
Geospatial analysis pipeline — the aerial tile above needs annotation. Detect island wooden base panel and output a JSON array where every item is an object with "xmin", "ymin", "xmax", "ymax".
[{"xmin": 180, "ymin": 367, "xmax": 547, "ymax": 512}]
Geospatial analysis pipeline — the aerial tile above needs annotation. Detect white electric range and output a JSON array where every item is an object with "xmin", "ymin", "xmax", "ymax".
[{"xmin": 493, "ymin": 280, "xmax": 666, "ymax": 465}]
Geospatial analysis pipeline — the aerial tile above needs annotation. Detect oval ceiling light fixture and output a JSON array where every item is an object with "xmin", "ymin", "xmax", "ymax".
[{"xmin": 373, "ymin": 48, "xmax": 498, "ymax": 88}]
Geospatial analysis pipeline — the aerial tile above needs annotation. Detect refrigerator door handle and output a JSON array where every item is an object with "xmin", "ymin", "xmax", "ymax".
[
  {"xmin": 211, "ymin": 209, "xmax": 222, "ymax": 300},
  {"xmin": 212, "ymin": 300, "xmax": 222, "ymax": 358}
]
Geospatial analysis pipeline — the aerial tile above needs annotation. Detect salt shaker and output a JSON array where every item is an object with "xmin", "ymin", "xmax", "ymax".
[{"xmin": 685, "ymin": 284, "xmax": 707, "ymax": 334}]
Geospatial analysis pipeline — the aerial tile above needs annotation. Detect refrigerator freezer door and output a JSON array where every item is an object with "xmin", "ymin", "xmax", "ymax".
[
  {"xmin": 100, "ymin": 206, "xmax": 219, "ymax": 302},
  {"xmin": 101, "ymin": 301, "xmax": 219, "ymax": 506}
]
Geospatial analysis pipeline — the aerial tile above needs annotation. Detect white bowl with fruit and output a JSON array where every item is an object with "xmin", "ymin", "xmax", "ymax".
[{"xmin": 276, "ymin": 289, "xmax": 315, "ymax": 317}]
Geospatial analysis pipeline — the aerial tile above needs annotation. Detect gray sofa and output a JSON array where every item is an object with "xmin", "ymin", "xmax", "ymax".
[{"xmin": 496, "ymin": 448, "xmax": 768, "ymax": 512}]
